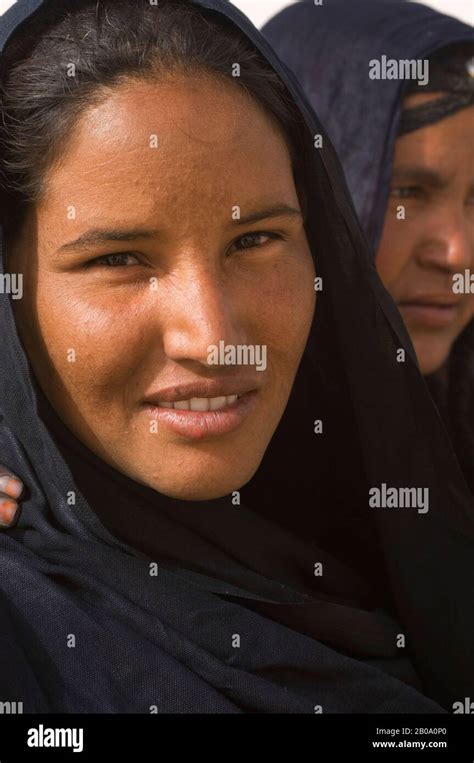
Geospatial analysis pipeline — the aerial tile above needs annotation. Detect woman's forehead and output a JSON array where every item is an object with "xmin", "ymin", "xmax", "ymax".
[
  {"xmin": 39, "ymin": 76, "xmax": 296, "ymax": 216},
  {"xmin": 63, "ymin": 75, "xmax": 287, "ymax": 158},
  {"xmin": 394, "ymin": 103, "xmax": 474, "ymax": 167}
]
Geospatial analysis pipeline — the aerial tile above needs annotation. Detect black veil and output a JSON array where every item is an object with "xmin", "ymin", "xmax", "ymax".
[
  {"xmin": 263, "ymin": 0, "xmax": 474, "ymax": 495},
  {"xmin": 263, "ymin": 0, "xmax": 473, "ymax": 250},
  {"xmin": 0, "ymin": 0, "xmax": 472, "ymax": 713}
]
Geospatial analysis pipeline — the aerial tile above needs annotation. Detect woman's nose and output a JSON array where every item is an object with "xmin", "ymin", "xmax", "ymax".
[
  {"xmin": 161, "ymin": 268, "xmax": 248, "ymax": 367},
  {"xmin": 416, "ymin": 205, "xmax": 473, "ymax": 273}
]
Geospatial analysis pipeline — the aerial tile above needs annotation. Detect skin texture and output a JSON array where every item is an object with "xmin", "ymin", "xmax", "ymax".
[
  {"xmin": 377, "ymin": 97, "xmax": 474, "ymax": 376},
  {"xmin": 10, "ymin": 74, "xmax": 316, "ymax": 501}
]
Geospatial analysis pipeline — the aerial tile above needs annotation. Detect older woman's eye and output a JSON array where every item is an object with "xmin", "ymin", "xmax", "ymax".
[
  {"xmin": 230, "ymin": 231, "xmax": 282, "ymax": 253},
  {"xmin": 390, "ymin": 186, "xmax": 425, "ymax": 200},
  {"xmin": 89, "ymin": 252, "xmax": 141, "ymax": 267}
]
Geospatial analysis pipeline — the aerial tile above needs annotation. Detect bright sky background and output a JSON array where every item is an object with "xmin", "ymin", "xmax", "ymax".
[{"xmin": 0, "ymin": 0, "xmax": 473, "ymax": 24}]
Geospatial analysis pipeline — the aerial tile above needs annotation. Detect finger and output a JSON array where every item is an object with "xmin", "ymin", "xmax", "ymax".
[
  {"xmin": 0, "ymin": 494, "xmax": 19, "ymax": 527},
  {"xmin": 0, "ymin": 473, "xmax": 23, "ymax": 500}
]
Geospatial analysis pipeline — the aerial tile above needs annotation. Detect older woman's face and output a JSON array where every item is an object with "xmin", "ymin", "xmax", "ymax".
[
  {"xmin": 377, "ymin": 98, "xmax": 474, "ymax": 376},
  {"xmin": 11, "ymin": 75, "xmax": 316, "ymax": 500}
]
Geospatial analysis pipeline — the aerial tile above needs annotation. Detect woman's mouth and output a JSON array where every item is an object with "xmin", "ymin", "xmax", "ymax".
[
  {"xmin": 141, "ymin": 391, "xmax": 258, "ymax": 440},
  {"xmin": 157, "ymin": 395, "xmax": 239, "ymax": 411},
  {"xmin": 398, "ymin": 300, "xmax": 461, "ymax": 328}
]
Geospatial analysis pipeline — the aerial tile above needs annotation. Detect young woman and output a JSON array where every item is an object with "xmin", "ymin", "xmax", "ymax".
[
  {"xmin": 0, "ymin": 0, "xmax": 472, "ymax": 713},
  {"xmin": 263, "ymin": 0, "xmax": 474, "ymax": 494}
]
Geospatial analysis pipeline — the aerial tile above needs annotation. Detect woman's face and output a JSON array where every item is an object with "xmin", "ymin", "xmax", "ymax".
[
  {"xmin": 377, "ymin": 97, "xmax": 474, "ymax": 376},
  {"xmin": 11, "ymin": 75, "xmax": 316, "ymax": 500}
]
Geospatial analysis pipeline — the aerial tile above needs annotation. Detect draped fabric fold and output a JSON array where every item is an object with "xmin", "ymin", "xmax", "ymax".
[
  {"xmin": 0, "ymin": 0, "xmax": 472, "ymax": 713},
  {"xmin": 263, "ymin": 0, "xmax": 473, "ymax": 250}
]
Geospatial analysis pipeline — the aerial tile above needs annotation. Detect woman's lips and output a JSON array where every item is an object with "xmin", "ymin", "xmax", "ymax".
[
  {"xmin": 141, "ymin": 390, "xmax": 258, "ymax": 440},
  {"xmin": 398, "ymin": 301, "xmax": 460, "ymax": 328}
]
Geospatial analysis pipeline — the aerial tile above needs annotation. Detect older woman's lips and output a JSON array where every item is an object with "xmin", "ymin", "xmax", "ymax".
[
  {"xmin": 141, "ymin": 391, "xmax": 258, "ymax": 440},
  {"xmin": 398, "ymin": 299, "xmax": 460, "ymax": 328}
]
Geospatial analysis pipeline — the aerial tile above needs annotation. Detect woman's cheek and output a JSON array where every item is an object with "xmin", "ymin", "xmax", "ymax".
[
  {"xmin": 36, "ymin": 286, "xmax": 150, "ymax": 404},
  {"xmin": 256, "ymin": 253, "xmax": 315, "ymax": 344}
]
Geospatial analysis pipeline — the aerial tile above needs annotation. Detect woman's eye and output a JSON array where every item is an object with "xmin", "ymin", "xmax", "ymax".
[
  {"xmin": 390, "ymin": 186, "xmax": 424, "ymax": 200},
  {"xmin": 89, "ymin": 252, "xmax": 140, "ymax": 268},
  {"xmin": 230, "ymin": 231, "xmax": 281, "ymax": 253}
]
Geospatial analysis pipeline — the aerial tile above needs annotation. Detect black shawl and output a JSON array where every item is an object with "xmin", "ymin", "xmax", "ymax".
[
  {"xmin": 263, "ymin": 0, "xmax": 473, "ymax": 250},
  {"xmin": 263, "ymin": 0, "xmax": 474, "ymax": 495},
  {"xmin": 0, "ymin": 0, "xmax": 472, "ymax": 714}
]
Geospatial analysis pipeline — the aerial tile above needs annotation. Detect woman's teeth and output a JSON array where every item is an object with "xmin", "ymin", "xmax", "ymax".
[{"xmin": 158, "ymin": 395, "xmax": 239, "ymax": 412}]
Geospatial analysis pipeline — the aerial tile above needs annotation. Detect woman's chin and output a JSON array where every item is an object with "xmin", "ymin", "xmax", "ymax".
[
  {"xmin": 159, "ymin": 485, "xmax": 240, "ymax": 501},
  {"xmin": 130, "ymin": 460, "xmax": 261, "ymax": 502},
  {"xmin": 412, "ymin": 334, "xmax": 452, "ymax": 377},
  {"xmin": 139, "ymin": 479, "xmax": 249, "ymax": 502}
]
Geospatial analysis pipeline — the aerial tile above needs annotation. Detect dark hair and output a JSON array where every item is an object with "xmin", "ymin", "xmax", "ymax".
[{"xmin": 0, "ymin": 0, "xmax": 307, "ymax": 248}]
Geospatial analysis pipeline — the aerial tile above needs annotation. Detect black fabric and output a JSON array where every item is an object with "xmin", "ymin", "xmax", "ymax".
[
  {"xmin": 262, "ymin": 0, "xmax": 474, "ymax": 251},
  {"xmin": 0, "ymin": 0, "xmax": 473, "ymax": 714},
  {"xmin": 398, "ymin": 43, "xmax": 474, "ymax": 135},
  {"xmin": 263, "ymin": 0, "xmax": 474, "ymax": 496},
  {"xmin": 398, "ymin": 91, "xmax": 474, "ymax": 135}
]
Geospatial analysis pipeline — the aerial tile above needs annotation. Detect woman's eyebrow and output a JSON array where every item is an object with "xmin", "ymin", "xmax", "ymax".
[
  {"xmin": 58, "ymin": 227, "xmax": 160, "ymax": 252},
  {"xmin": 391, "ymin": 165, "xmax": 450, "ymax": 190},
  {"xmin": 57, "ymin": 205, "xmax": 303, "ymax": 252},
  {"xmin": 234, "ymin": 204, "xmax": 303, "ymax": 226}
]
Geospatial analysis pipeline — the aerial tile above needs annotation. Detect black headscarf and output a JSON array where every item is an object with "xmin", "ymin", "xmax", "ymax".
[
  {"xmin": 262, "ymin": 0, "xmax": 474, "ymax": 250},
  {"xmin": 263, "ymin": 0, "xmax": 474, "ymax": 496},
  {"xmin": 0, "ymin": 0, "xmax": 472, "ymax": 714}
]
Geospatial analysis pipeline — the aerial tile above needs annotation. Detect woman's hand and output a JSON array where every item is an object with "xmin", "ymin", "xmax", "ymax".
[{"xmin": 0, "ymin": 469, "xmax": 23, "ymax": 527}]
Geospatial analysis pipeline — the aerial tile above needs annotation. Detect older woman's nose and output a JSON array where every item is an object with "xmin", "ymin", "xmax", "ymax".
[
  {"xmin": 416, "ymin": 205, "xmax": 473, "ymax": 273},
  {"xmin": 161, "ymin": 270, "xmax": 248, "ymax": 366}
]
